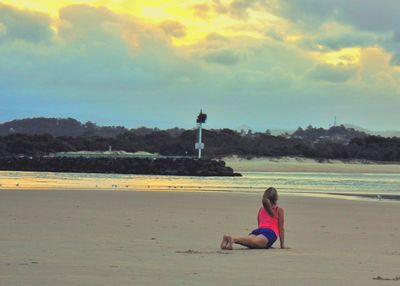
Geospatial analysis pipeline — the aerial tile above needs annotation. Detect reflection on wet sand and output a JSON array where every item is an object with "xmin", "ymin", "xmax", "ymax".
[{"xmin": 1, "ymin": 171, "xmax": 400, "ymax": 201}]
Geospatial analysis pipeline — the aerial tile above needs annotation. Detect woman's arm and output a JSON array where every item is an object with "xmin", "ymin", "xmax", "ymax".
[{"xmin": 277, "ymin": 207, "xmax": 285, "ymax": 249}]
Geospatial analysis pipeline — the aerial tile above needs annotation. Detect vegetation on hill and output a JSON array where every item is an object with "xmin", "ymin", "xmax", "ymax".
[
  {"xmin": 0, "ymin": 117, "xmax": 185, "ymax": 138},
  {"xmin": 0, "ymin": 118, "xmax": 399, "ymax": 162},
  {"xmin": 292, "ymin": 125, "xmax": 367, "ymax": 144}
]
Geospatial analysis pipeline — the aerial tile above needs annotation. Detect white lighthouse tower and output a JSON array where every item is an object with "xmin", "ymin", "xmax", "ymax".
[{"xmin": 195, "ymin": 110, "xmax": 207, "ymax": 159}]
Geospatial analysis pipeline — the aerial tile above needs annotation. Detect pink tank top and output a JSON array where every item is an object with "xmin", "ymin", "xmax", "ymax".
[{"xmin": 257, "ymin": 206, "xmax": 279, "ymax": 237}]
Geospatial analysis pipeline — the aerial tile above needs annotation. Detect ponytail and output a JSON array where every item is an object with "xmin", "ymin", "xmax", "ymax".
[
  {"xmin": 262, "ymin": 197, "xmax": 274, "ymax": 217},
  {"xmin": 262, "ymin": 187, "xmax": 278, "ymax": 217}
]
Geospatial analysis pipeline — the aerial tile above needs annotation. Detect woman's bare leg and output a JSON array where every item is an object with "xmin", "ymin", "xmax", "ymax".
[{"xmin": 231, "ymin": 235, "xmax": 268, "ymax": 249}]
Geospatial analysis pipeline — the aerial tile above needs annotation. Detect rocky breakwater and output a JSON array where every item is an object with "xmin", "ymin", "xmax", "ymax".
[{"xmin": 0, "ymin": 157, "xmax": 242, "ymax": 176}]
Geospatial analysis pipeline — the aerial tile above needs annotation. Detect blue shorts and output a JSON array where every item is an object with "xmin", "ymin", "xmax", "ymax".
[{"xmin": 250, "ymin": 228, "xmax": 277, "ymax": 249}]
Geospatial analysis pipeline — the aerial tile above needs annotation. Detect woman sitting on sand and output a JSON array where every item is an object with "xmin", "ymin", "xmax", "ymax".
[{"xmin": 221, "ymin": 187, "xmax": 285, "ymax": 250}]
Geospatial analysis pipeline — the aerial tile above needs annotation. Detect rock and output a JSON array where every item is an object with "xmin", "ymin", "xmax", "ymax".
[{"xmin": 0, "ymin": 157, "xmax": 241, "ymax": 177}]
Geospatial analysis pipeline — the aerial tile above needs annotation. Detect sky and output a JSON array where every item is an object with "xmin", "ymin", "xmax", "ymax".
[{"xmin": 1, "ymin": 0, "xmax": 400, "ymax": 131}]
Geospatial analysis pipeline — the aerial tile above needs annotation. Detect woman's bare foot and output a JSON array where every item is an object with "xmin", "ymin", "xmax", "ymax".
[
  {"xmin": 220, "ymin": 235, "xmax": 229, "ymax": 249},
  {"xmin": 226, "ymin": 235, "xmax": 234, "ymax": 250}
]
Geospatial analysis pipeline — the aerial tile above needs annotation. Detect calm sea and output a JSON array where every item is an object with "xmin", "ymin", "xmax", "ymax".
[{"xmin": 1, "ymin": 171, "xmax": 400, "ymax": 199}]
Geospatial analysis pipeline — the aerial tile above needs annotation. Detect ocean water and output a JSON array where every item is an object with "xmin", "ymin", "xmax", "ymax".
[{"xmin": 1, "ymin": 171, "xmax": 400, "ymax": 199}]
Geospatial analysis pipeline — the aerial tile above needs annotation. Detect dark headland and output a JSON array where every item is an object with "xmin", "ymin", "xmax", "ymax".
[{"xmin": 2, "ymin": 117, "xmax": 400, "ymax": 177}]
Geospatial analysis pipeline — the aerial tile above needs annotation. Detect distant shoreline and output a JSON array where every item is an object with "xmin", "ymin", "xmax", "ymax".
[{"xmin": 223, "ymin": 156, "xmax": 400, "ymax": 173}]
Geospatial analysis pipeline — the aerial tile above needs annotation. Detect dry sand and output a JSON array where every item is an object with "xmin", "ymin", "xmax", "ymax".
[
  {"xmin": 1, "ymin": 189, "xmax": 399, "ymax": 285},
  {"xmin": 224, "ymin": 156, "xmax": 400, "ymax": 173}
]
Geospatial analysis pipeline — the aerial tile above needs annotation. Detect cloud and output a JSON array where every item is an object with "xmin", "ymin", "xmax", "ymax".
[
  {"xmin": 201, "ymin": 49, "xmax": 240, "ymax": 65},
  {"xmin": 212, "ymin": 0, "xmax": 229, "ymax": 14},
  {"xmin": 270, "ymin": 0, "xmax": 400, "ymax": 33},
  {"xmin": 192, "ymin": 0, "xmax": 398, "ymax": 66},
  {"xmin": 336, "ymin": 0, "xmax": 400, "ymax": 32},
  {"xmin": 380, "ymin": 30, "xmax": 400, "ymax": 66},
  {"xmin": 0, "ymin": 22, "xmax": 6, "ymax": 36},
  {"xmin": 265, "ymin": 29, "xmax": 285, "ymax": 42},
  {"xmin": 393, "ymin": 30, "xmax": 400, "ymax": 43},
  {"xmin": 0, "ymin": 3, "xmax": 53, "ymax": 42},
  {"xmin": 298, "ymin": 26, "xmax": 378, "ymax": 52},
  {"xmin": 0, "ymin": 4, "xmax": 194, "ymax": 96},
  {"xmin": 224, "ymin": 0, "xmax": 256, "ymax": 19},
  {"xmin": 317, "ymin": 33, "xmax": 376, "ymax": 51},
  {"xmin": 159, "ymin": 20, "xmax": 186, "ymax": 38},
  {"xmin": 192, "ymin": 3, "xmax": 211, "ymax": 18},
  {"xmin": 205, "ymin": 33, "xmax": 229, "ymax": 43},
  {"xmin": 264, "ymin": 1, "xmax": 400, "ymax": 65},
  {"xmin": 211, "ymin": 0, "xmax": 268, "ymax": 19},
  {"xmin": 58, "ymin": 5, "xmax": 119, "ymax": 43},
  {"xmin": 0, "ymin": 4, "xmax": 207, "ymax": 127},
  {"xmin": 1, "ymin": 2, "xmax": 400, "ymax": 130},
  {"xmin": 59, "ymin": 4, "xmax": 116, "ymax": 27},
  {"xmin": 307, "ymin": 64, "xmax": 357, "ymax": 83}
]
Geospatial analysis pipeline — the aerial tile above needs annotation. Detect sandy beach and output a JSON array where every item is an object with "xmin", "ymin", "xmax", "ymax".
[
  {"xmin": 224, "ymin": 156, "xmax": 400, "ymax": 173},
  {"xmin": 1, "ymin": 189, "xmax": 399, "ymax": 285}
]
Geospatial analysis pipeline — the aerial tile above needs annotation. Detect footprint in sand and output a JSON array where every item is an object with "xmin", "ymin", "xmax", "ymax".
[
  {"xmin": 373, "ymin": 276, "xmax": 400, "ymax": 281},
  {"xmin": 176, "ymin": 249, "xmax": 232, "ymax": 255}
]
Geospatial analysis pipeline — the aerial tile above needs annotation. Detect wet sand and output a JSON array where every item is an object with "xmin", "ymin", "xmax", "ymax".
[
  {"xmin": 224, "ymin": 156, "xmax": 400, "ymax": 173},
  {"xmin": 1, "ymin": 189, "xmax": 399, "ymax": 285}
]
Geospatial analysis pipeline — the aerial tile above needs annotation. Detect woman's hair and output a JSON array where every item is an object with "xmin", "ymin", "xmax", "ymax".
[{"xmin": 262, "ymin": 187, "xmax": 278, "ymax": 217}]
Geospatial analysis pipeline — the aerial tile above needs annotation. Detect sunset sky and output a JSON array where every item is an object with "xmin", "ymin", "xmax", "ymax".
[{"xmin": 1, "ymin": 1, "xmax": 400, "ymax": 130}]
